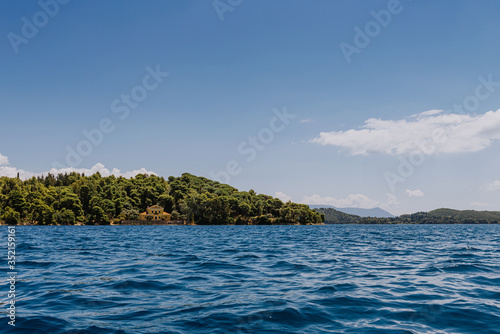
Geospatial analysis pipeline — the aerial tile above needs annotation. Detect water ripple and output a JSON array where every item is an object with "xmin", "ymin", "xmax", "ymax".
[{"xmin": 0, "ymin": 224, "xmax": 499, "ymax": 333}]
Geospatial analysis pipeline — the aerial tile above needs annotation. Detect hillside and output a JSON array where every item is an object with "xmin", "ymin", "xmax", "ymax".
[
  {"xmin": 315, "ymin": 207, "xmax": 500, "ymax": 224},
  {"xmin": 313, "ymin": 207, "xmax": 361, "ymax": 224},
  {"xmin": 428, "ymin": 208, "xmax": 500, "ymax": 223},
  {"xmin": 308, "ymin": 205, "xmax": 394, "ymax": 218},
  {"xmin": 0, "ymin": 173, "xmax": 323, "ymax": 225}
]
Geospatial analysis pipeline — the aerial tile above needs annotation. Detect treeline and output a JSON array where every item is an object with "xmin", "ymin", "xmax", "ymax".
[
  {"xmin": 316, "ymin": 207, "xmax": 500, "ymax": 224},
  {"xmin": 313, "ymin": 207, "xmax": 360, "ymax": 224},
  {"xmin": 0, "ymin": 172, "xmax": 323, "ymax": 225}
]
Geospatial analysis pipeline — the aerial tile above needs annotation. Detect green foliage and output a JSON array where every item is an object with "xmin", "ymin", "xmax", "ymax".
[
  {"xmin": 315, "ymin": 207, "xmax": 500, "ymax": 224},
  {"xmin": 168, "ymin": 173, "xmax": 322, "ymax": 225},
  {"xmin": 314, "ymin": 208, "xmax": 361, "ymax": 224},
  {"xmin": 3, "ymin": 172, "xmax": 499, "ymax": 226},
  {"xmin": 428, "ymin": 208, "xmax": 500, "ymax": 223},
  {"xmin": 0, "ymin": 173, "xmax": 322, "ymax": 225},
  {"xmin": 119, "ymin": 208, "xmax": 139, "ymax": 221},
  {"xmin": 170, "ymin": 210, "xmax": 180, "ymax": 220},
  {"xmin": 2, "ymin": 206, "xmax": 20, "ymax": 225},
  {"xmin": 158, "ymin": 194, "xmax": 175, "ymax": 212},
  {"xmin": 53, "ymin": 209, "xmax": 76, "ymax": 225},
  {"xmin": 9, "ymin": 190, "xmax": 27, "ymax": 217},
  {"xmin": 89, "ymin": 206, "xmax": 108, "ymax": 225}
]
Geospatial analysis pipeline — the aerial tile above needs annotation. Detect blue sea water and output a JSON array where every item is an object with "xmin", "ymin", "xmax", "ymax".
[{"xmin": 1, "ymin": 224, "xmax": 500, "ymax": 334}]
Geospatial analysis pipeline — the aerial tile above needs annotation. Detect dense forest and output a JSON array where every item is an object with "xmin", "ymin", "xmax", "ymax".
[
  {"xmin": 0, "ymin": 172, "xmax": 324, "ymax": 225},
  {"xmin": 316, "ymin": 207, "xmax": 500, "ymax": 224}
]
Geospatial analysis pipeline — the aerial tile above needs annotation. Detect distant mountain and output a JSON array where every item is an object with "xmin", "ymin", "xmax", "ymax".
[{"xmin": 308, "ymin": 205, "xmax": 395, "ymax": 218}]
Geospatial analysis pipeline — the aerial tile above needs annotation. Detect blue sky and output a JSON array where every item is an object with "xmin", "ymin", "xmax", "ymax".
[{"xmin": 1, "ymin": 0, "xmax": 500, "ymax": 215}]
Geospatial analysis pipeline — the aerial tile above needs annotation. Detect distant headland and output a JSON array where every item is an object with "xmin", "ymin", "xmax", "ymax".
[{"xmin": 314, "ymin": 207, "xmax": 500, "ymax": 224}]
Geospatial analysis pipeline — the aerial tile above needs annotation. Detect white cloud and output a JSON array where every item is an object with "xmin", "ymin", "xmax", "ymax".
[
  {"xmin": 275, "ymin": 191, "xmax": 293, "ymax": 202},
  {"xmin": 379, "ymin": 193, "xmax": 400, "ymax": 214},
  {"xmin": 411, "ymin": 109, "xmax": 444, "ymax": 117},
  {"xmin": 406, "ymin": 189, "xmax": 424, "ymax": 197},
  {"xmin": 302, "ymin": 193, "xmax": 379, "ymax": 209},
  {"xmin": 311, "ymin": 109, "xmax": 500, "ymax": 155},
  {"xmin": 0, "ymin": 154, "xmax": 9, "ymax": 166},
  {"xmin": 385, "ymin": 193, "xmax": 399, "ymax": 206},
  {"xmin": 481, "ymin": 180, "xmax": 500, "ymax": 191},
  {"xmin": 300, "ymin": 119, "xmax": 312, "ymax": 123},
  {"xmin": 469, "ymin": 201, "xmax": 490, "ymax": 207},
  {"xmin": 0, "ymin": 153, "xmax": 156, "ymax": 180}
]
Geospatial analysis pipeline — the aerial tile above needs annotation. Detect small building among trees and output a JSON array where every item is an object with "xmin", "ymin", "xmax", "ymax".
[{"xmin": 139, "ymin": 205, "xmax": 171, "ymax": 221}]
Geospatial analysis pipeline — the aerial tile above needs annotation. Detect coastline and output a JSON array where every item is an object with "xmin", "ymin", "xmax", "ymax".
[{"xmin": 2, "ymin": 222, "xmax": 497, "ymax": 226}]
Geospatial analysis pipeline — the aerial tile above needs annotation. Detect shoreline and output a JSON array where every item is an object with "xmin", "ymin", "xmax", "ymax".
[{"xmin": 2, "ymin": 222, "xmax": 498, "ymax": 226}]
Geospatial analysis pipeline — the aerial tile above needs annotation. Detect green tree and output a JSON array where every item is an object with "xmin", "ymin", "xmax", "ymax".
[
  {"xmin": 158, "ymin": 194, "xmax": 175, "ymax": 212},
  {"xmin": 29, "ymin": 199, "xmax": 54, "ymax": 224},
  {"xmin": 9, "ymin": 190, "xmax": 27, "ymax": 218},
  {"xmin": 119, "ymin": 208, "xmax": 139, "ymax": 220},
  {"xmin": 2, "ymin": 207, "xmax": 20, "ymax": 225},
  {"xmin": 53, "ymin": 209, "xmax": 76, "ymax": 225},
  {"xmin": 170, "ymin": 210, "xmax": 180, "ymax": 220},
  {"xmin": 101, "ymin": 199, "xmax": 115, "ymax": 219},
  {"xmin": 88, "ymin": 206, "xmax": 107, "ymax": 225}
]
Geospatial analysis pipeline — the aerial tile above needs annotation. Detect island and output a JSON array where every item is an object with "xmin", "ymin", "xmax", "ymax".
[{"xmin": 0, "ymin": 172, "xmax": 324, "ymax": 225}]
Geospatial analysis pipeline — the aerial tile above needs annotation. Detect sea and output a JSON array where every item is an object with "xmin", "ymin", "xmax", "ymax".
[{"xmin": 1, "ymin": 224, "xmax": 500, "ymax": 334}]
